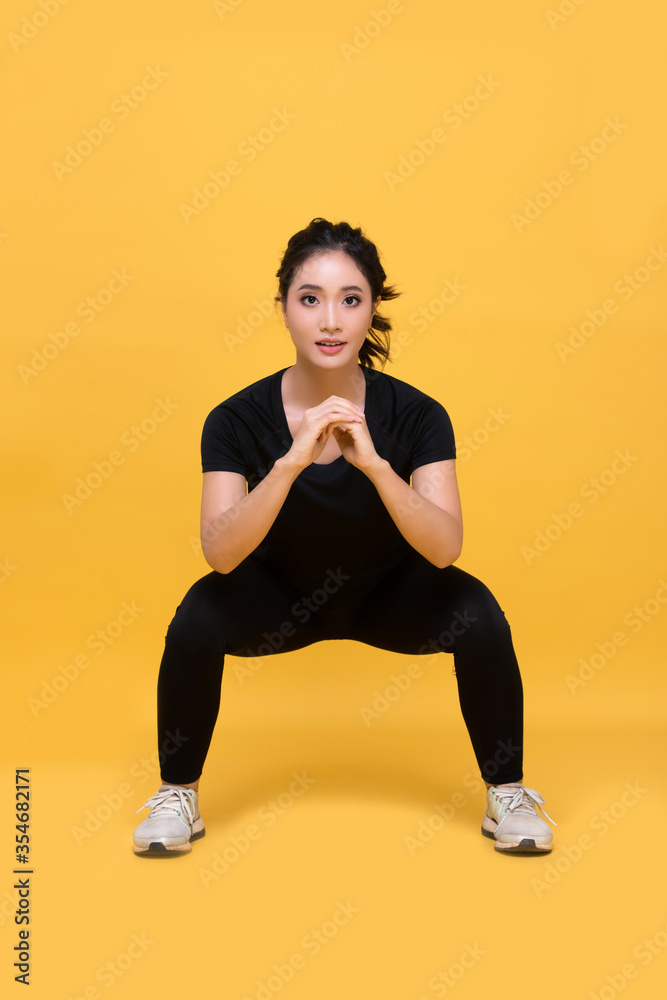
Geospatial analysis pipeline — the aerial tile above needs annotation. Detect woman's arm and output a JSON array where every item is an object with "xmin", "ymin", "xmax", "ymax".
[
  {"xmin": 201, "ymin": 394, "xmax": 364, "ymax": 573},
  {"xmin": 363, "ymin": 457, "xmax": 463, "ymax": 569},
  {"xmin": 200, "ymin": 458, "xmax": 303, "ymax": 574}
]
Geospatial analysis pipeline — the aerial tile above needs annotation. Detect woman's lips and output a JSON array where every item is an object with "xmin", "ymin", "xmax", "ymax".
[{"xmin": 316, "ymin": 342, "xmax": 346, "ymax": 354}]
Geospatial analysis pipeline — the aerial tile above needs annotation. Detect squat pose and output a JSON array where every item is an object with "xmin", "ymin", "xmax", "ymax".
[{"xmin": 133, "ymin": 218, "xmax": 556, "ymax": 857}]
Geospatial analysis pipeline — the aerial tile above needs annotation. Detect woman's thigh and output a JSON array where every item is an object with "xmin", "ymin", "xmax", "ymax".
[
  {"xmin": 345, "ymin": 549, "xmax": 511, "ymax": 656},
  {"xmin": 164, "ymin": 554, "xmax": 331, "ymax": 657}
]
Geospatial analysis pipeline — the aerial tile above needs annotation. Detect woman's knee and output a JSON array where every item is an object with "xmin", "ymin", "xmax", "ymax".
[
  {"xmin": 437, "ymin": 570, "xmax": 512, "ymax": 651},
  {"xmin": 447, "ymin": 568, "xmax": 507, "ymax": 617},
  {"xmin": 164, "ymin": 572, "xmax": 231, "ymax": 651}
]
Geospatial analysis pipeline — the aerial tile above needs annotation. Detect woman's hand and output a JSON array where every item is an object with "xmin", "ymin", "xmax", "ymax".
[
  {"xmin": 330, "ymin": 411, "xmax": 382, "ymax": 471},
  {"xmin": 285, "ymin": 395, "xmax": 380, "ymax": 471}
]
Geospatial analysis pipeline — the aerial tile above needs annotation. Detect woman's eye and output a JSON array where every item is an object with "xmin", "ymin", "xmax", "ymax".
[{"xmin": 299, "ymin": 295, "xmax": 361, "ymax": 305}]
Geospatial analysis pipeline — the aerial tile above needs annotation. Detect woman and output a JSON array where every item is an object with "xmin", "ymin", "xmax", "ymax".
[{"xmin": 133, "ymin": 217, "xmax": 556, "ymax": 857}]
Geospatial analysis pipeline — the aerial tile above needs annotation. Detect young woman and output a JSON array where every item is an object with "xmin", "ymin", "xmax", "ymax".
[{"xmin": 133, "ymin": 218, "xmax": 556, "ymax": 857}]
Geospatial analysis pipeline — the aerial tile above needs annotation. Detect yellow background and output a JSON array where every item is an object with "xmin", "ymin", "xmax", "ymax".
[{"xmin": 2, "ymin": 0, "xmax": 667, "ymax": 996}]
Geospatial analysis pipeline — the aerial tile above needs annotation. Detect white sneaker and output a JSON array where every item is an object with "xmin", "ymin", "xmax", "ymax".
[
  {"xmin": 133, "ymin": 784, "xmax": 205, "ymax": 857},
  {"xmin": 481, "ymin": 782, "xmax": 557, "ymax": 854}
]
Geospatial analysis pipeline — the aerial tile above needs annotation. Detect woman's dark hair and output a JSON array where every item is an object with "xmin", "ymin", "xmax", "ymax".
[{"xmin": 274, "ymin": 217, "xmax": 401, "ymax": 370}]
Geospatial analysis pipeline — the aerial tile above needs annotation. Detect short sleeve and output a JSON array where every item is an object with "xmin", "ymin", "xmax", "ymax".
[
  {"xmin": 410, "ymin": 400, "xmax": 456, "ymax": 473},
  {"xmin": 201, "ymin": 405, "xmax": 247, "ymax": 474}
]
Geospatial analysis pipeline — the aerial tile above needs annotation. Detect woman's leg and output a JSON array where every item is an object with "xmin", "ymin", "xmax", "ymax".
[
  {"xmin": 156, "ymin": 555, "xmax": 326, "ymax": 785},
  {"xmin": 135, "ymin": 555, "xmax": 331, "ymax": 855},
  {"xmin": 346, "ymin": 549, "xmax": 524, "ymax": 785}
]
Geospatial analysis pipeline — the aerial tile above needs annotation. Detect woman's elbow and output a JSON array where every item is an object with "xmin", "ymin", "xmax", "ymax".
[
  {"xmin": 434, "ymin": 541, "xmax": 462, "ymax": 569},
  {"xmin": 201, "ymin": 542, "xmax": 233, "ymax": 574}
]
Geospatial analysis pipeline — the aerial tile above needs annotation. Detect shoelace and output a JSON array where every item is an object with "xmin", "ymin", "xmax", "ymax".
[
  {"xmin": 135, "ymin": 786, "xmax": 197, "ymax": 830},
  {"xmin": 491, "ymin": 784, "xmax": 557, "ymax": 827}
]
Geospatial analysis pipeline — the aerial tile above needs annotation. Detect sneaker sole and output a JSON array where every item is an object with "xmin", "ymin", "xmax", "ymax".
[
  {"xmin": 481, "ymin": 825, "xmax": 552, "ymax": 854},
  {"xmin": 134, "ymin": 827, "xmax": 206, "ymax": 858}
]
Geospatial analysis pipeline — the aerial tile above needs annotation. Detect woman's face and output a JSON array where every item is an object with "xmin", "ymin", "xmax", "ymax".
[{"xmin": 281, "ymin": 250, "xmax": 381, "ymax": 365}]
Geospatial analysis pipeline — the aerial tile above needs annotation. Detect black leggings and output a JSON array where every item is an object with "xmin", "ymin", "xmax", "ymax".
[{"xmin": 156, "ymin": 549, "xmax": 524, "ymax": 785}]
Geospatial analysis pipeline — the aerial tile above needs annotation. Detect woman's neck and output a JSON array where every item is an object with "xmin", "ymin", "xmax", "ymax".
[{"xmin": 283, "ymin": 358, "xmax": 366, "ymax": 409}]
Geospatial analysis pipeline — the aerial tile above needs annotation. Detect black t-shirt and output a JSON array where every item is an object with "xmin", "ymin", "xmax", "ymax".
[{"xmin": 201, "ymin": 365, "xmax": 456, "ymax": 599}]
